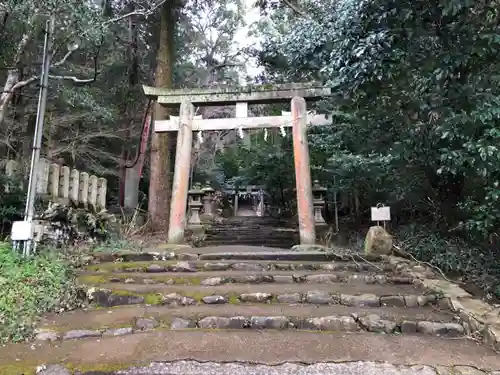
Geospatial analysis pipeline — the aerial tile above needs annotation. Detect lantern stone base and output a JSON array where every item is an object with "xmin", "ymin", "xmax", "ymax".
[{"xmin": 184, "ymin": 225, "xmax": 206, "ymax": 247}]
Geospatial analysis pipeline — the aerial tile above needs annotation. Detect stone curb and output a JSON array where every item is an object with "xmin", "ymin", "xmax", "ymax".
[
  {"xmin": 35, "ymin": 314, "xmax": 465, "ymax": 343},
  {"xmin": 386, "ymin": 256, "xmax": 500, "ymax": 352},
  {"xmin": 422, "ymin": 279, "xmax": 500, "ymax": 351},
  {"xmin": 89, "ymin": 288, "xmax": 443, "ymax": 309}
]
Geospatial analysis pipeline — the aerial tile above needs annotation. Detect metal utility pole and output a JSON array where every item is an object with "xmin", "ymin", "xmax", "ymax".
[{"xmin": 16, "ymin": 15, "xmax": 54, "ymax": 256}]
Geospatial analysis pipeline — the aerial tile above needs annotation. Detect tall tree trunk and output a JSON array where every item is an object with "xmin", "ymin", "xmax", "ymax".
[
  {"xmin": 148, "ymin": 0, "xmax": 176, "ymax": 232},
  {"xmin": 120, "ymin": 2, "xmax": 139, "ymax": 208},
  {"xmin": 0, "ymin": 24, "xmax": 35, "ymax": 127}
]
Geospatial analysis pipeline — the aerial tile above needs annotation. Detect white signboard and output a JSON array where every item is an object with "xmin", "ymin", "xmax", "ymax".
[
  {"xmin": 371, "ymin": 205, "xmax": 391, "ymax": 222},
  {"xmin": 11, "ymin": 221, "xmax": 34, "ymax": 241}
]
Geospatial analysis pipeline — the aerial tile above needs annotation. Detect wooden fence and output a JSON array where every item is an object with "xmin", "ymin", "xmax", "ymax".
[{"xmin": 3, "ymin": 158, "xmax": 107, "ymax": 209}]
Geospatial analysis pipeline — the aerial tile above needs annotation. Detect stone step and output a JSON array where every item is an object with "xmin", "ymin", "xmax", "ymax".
[
  {"xmin": 194, "ymin": 251, "xmax": 333, "ymax": 261},
  {"xmin": 202, "ymin": 234, "xmax": 296, "ymax": 239},
  {"xmin": 37, "ymin": 313, "xmax": 465, "ymax": 341},
  {"xmin": 200, "ymin": 240, "xmax": 296, "ymax": 248},
  {"xmin": 85, "ymin": 259, "xmax": 401, "ymax": 274},
  {"xmin": 207, "ymin": 227, "xmax": 297, "ymax": 233},
  {"xmin": 203, "ymin": 233, "xmax": 297, "ymax": 239},
  {"xmin": 204, "ymin": 230, "xmax": 296, "ymax": 236},
  {"xmin": 204, "ymin": 232, "xmax": 296, "ymax": 238},
  {"xmin": 78, "ymin": 269, "xmax": 417, "ymax": 286},
  {"xmin": 39, "ymin": 304, "xmax": 457, "ymax": 332},
  {"xmin": 205, "ymin": 226, "xmax": 297, "ymax": 231},
  {"xmin": 204, "ymin": 232, "xmax": 294, "ymax": 236},
  {"xmin": 88, "ymin": 282, "xmax": 441, "ymax": 309},
  {"xmin": 91, "ymin": 246, "xmax": 375, "ymax": 263},
  {"xmin": 8, "ymin": 331, "xmax": 499, "ymax": 373},
  {"xmin": 219, "ymin": 217, "xmax": 293, "ymax": 223}
]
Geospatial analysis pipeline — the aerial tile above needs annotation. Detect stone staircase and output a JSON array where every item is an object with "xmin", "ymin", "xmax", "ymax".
[
  {"xmin": 4, "ymin": 245, "xmax": 500, "ymax": 374},
  {"xmin": 201, "ymin": 216, "xmax": 299, "ymax": 248}
]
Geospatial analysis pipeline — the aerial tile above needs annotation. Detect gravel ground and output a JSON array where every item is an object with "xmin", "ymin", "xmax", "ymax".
[
  {"xmin": 104, "ymin": 361, "xmax": 459, "ymax": 375},
  {"xmin": 37, "ymin": 360, "xmax": 498, "ymax": 375}
]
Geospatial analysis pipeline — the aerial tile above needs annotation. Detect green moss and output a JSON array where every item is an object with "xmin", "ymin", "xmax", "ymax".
[
  {"xmin": 84, "ymin": 273, "xmax": 205, "ymax": 285},
  {"xmin": 91, "ymin": 288, "xmax": 246, "ymax": 307},
  {"xmin": 78, "ymin": 274, "xmax": 110, "ymax": 284},
  {"xmin": 84, "ymin": 260, "xmax": 178, "ymax": 272},
  {"xmin": 228, "ymin": 295, "xmax": 241, "ymax": 304},
  {"xmin": 143, "ymin": 293, "xmax": 164, "ymax": 305},
  {"xmin": 170, "ymin": 276, "xmax": 202, "ymax": 285},
  {"xmin": 0, "ymin": 364, "xmax": 36, "ymax": 375},
  {"xmin": 109, "ymin": 289, "xmax": 138, "ymax": 297},
  {"xmin": 66, "ymin": 361, "xmax": 147, "ymax": 373}
]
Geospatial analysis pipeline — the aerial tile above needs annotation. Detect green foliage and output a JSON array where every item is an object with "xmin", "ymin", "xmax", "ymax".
[
  {"xmin": 0, "ymin": 242, "xmax": 85, "ymax": 343},
  {"xmin": 215, "ymin": 130, "xmax": 297, "ymax": 213},
  {"xmin": 396, "ymin": 225, "xmax": 500, "ymax": 301},
  {"xmin": 0, "ymin": 172, "xmax": 25, "ymax": 237},
  {"xmin": 256, "ymin": 0, "xmax": 500, "ymax": 239}
]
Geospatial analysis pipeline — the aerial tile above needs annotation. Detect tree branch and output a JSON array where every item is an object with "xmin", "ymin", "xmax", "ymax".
[
  {"xmin": 48, "ymin": 74, "xmax": 96, "ymax": 83},
  {"xmin": 102, "ymin": 0, "xmax": 168, "ymax": 25},
  {"xmin": 0, "ymin": 12, "xmax": 9, "ymax": 38},
  {"xmin": 2, "ymin": 0, "xmax": 157, "ymax": 95},
  {"xmin": 10, "ymin": 76, "xmax": 39, "ymax": 91},
  {"xmin": 281, "ymin": 0, "xmax": 306, "ymax": 16}
]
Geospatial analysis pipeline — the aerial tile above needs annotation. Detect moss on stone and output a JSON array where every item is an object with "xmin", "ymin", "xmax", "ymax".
[
  {"xmin": 79, "ymin": 273, "xmax": 205, "ymax": 286},
  {"xmin": 143, "ymin": 294, "xmax": 164, "ymax": 305},
  {"xmin": 93, "ymin": 288, "xmax": 247, "ymax": 306},
  {"xmin": 78, "ymin": 274, "xmax": 110, "ymax": 284},
  {"xmin": 0, "ymin": 364, "xmax": 36, "ymax": 375},
  {"xmin": 84, "ymin": 260, "xmax": 178, "ymax": 272},
  {"xmin": 227, "ymin": 295, "xmax": 241, "ymax": 304},
  {"xmin": 66, "ymin": 361, "xmax": 147, "ymax": 373},
  {"xmin": 156, "ymin": 243, "xmax": 191, "ymax": 251}
]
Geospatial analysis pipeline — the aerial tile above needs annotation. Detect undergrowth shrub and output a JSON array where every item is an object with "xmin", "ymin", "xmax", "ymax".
[
  {"xmin": 340, "ymin": 223, "xmax": 500, "ymax": 300},
  {"xmin": 0, "ymin": 173, "xmax": 24, "ymax": 238},
  {"xmin": 39, "ymin": 202, "xmax": 117, "ymax": 247},
  {"xmin": 396, "ymin": 225, "xmax": 500, "ymax": 300},
  {"xmin": 0, "ymin": 242, "xmax": 86, "ymax": 343}
]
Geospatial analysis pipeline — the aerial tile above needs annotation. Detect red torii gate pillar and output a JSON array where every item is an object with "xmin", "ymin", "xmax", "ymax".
[
  {"xmin": 167, "ymin": 101, "xmax": 194, "ymax": 244},
  {"xmin": 291, "ymin": 97, "xmax": 316, "ymax": 245}
]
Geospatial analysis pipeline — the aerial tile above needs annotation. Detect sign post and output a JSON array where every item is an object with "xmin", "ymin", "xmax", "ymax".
[{"xmin": 370, "ymin": 203, "xmax": 391, "ymax": 229}]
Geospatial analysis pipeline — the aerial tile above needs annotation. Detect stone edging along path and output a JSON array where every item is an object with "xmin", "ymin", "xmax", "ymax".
[{"xmin": 75, "ymin": 250, "xmax": 500, "ymax": 351}]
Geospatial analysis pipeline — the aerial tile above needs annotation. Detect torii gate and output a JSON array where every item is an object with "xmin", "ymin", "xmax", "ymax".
[{"xmin": 142, "ymin": 82, "xmax": 332, "ymax": 246}]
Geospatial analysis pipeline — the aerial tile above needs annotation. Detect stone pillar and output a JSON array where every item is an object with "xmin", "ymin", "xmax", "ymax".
[
  {"xmin": 124, "ymin": 167, "xmax": 140, "ymax": 209},
  {"xmin": 167, "ymin": 101, "xmax": 194, "ymax": 244},
  {"xmin": 233, "ymin": 193, "xmax": 239, "ymax": 216},
  {"xmin": 257, "ymin": 189, "xmax": 265, "ymax": 217},
  {"xmin": 291, "ymin": 96, "xmax": 316, "ymax": 245},
  {"xmin": 312, "ymin": 180, "xmax": 327, "ymax": 225},
  {"xmin": 187, "ymin": 183, "xmax": 203, "ymax": 228},
  {"xmin": 201, "ymin": 182, "xmax": 215, "ymax": 221}
]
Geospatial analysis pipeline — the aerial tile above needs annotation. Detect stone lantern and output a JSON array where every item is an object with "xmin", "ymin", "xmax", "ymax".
[
  {"xmin": 312, "ymin": 180, "xmax": 327, "ymax": 225},
  {"xmin": 187, "ymin": 183, "xmax": 204, "ymax": 227},
  {"xmin": 201, "ymin": 181, "xmax": 215, "ymax": 221}
]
